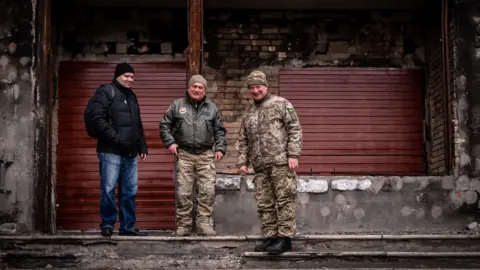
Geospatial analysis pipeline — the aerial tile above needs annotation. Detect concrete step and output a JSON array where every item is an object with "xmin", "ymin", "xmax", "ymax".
[{"xmin": 2, "ymin": 234, "xmax": 480, "ymax": 269}]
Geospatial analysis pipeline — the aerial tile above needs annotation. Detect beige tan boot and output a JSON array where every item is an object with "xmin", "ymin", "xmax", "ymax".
[
  {"xmin": 173, "ymin": 227, "xmax": 191, "ymax": 236},
  {"xmin": 197, "ymin": 224, "xmax": 217, "ymax": 236}
]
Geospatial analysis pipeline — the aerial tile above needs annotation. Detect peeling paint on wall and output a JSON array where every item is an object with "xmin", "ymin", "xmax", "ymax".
[{"xmin": 0, "ymin": 0, "xmax": 37, "ymax": 234}]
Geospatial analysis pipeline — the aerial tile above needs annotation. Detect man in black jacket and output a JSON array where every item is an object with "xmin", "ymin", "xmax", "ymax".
[
  {"xmin": 159, "ymin": 74, "xmax": 227, "ymax": 236},
  {"xmin": 90, "ymin": 63, "xmax": 148, "ymax": 237}
]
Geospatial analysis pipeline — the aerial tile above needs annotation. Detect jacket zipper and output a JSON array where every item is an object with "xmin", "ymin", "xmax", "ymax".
[
  {"xmin": 193, "ymin": 102, "xmax": 197, "ymax": 154},
  {"xmin": 256, "ymin": 104, "xmax": 263, "ymax": 169}
]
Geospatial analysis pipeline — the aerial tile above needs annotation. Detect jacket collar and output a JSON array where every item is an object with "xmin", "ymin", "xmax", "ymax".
[
  {"xmin": 185, "ymin": 91, "xmax": 209, "ymax": 104},
  {"xmin": 254, "ymin": 92, "xmax": 271, "ymax": 106}
]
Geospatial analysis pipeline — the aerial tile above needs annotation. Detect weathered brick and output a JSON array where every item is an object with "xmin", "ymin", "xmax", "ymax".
[
  {"xmin": 233, "ymin": 40, "xmax": 251, "ymax": 45},
  {"xmin": 219, "ymin": 40, "xmax": 232, "ymax": 45},
  {"xmin": 223, "ymin": 33, "xmax": 240, "ymax": 39},
  {"xmin": 260, "ymin": 11, "xmax": 284, "ymax": 19},
  {"xmin": 218, "ymin": 28, "xmax": 237, "ymax": 34},
  {"xmin": 271, "ymin": 40, "xmax": 283, "ymax": 46},
  {"xmin": 252, "ymin": 40, "xmax": 270, "ymax": 46},
  {"xmin": 259, "ymin": 52, "xmax": 274, "ymax": 58},
  {"xmin": 262, "ymin": 28, "xmax": 279, "ymax": 34}
]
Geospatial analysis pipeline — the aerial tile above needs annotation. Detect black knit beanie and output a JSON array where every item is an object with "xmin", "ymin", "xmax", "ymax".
[{"xmin": 114, "ymin": 63, "xmax": 135, "ymax": 78}]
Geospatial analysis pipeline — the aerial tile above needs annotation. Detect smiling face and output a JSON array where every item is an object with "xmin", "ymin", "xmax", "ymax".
[
  {"xmin": 116, "ymin": 72, "xmax": 134, "ymax": 88},
  {"xmin": 249, "ymin": 84, "xmax": 268, "ymax": 101},
  {"xmin": 188, "ymin": 82, "xmax": 206, "ymax": 101}
]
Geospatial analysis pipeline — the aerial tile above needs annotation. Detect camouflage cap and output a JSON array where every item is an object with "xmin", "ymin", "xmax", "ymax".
[{"xmin": 246, "ymin": 70, "xmax": 268, "ymax": 87}]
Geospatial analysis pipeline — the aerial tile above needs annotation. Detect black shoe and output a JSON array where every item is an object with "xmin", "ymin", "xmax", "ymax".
[
  {"xmin": 101, "ymin": 228, "xmax": 113, "ymax": 237},
  {"xmin": 265, "ymin": 237, "xmax": 292, "ymax": 255},
  {"xmin": 118, "ymin": 229, "xmax": 148, "ymax": 236},
  {"xmin": 254, "ymin": 237, "xmax": 277, "ymax": 252}
]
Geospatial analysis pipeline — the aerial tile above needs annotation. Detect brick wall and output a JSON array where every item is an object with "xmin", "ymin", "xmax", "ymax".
[
  {"xmin": 424, "ymin": 1, "xmax": 447, "ymax": 175},
  {"xmin": 449, "ymin": 8, "xmax": 461, "ymax": 175},
  {"xmin": 55, "ymin": 6, "xmax": 187, "ymax": 58},
  {"xmin": 203, "ymin": 10, "xmax": 427, "ymax": 173},
  {"xmin": 55, "ymin": 7, "xmax": 457, "ymax": 176}
]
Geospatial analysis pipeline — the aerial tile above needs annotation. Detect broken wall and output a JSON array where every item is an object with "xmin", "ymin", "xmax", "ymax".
[
  {"xmin": 203, "ymin": 10, "xmax": 429, "ymax": 173},
  {"xmin": 0, "ymin": 0, "xmax": 37, "ymax": 234}
]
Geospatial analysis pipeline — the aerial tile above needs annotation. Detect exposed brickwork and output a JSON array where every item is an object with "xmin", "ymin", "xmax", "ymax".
[
  {"xmin": 425, "ymin": 0, "xmax": 447, "ymax": 175},
  {"xmin": 449, "ymin": 12, "xmax": 460, "ymax": 175},
  {"xmin": 203, "ymin": 10, "xmax": 426, "ymax": 173},
  {"xmin": 56, "ymin": 7, "xmax": 457, "ymax": 176}
]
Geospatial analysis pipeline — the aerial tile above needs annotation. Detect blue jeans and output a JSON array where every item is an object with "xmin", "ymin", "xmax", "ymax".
[{"xmin": 98, "ymin": 152, "xmax": 138, "ymax": 233}]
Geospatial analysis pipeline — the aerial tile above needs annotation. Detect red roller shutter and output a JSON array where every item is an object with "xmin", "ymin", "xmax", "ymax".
[
  {"xmin": 279, "ymin": 68, "xmax": 425, "ymax": 176},
  {"xmin": 57, "ymin": 62, "xmax": 186, "ymax": 230}
]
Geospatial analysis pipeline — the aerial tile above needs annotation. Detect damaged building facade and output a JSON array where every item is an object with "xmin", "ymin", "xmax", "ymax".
[{"xmin": 1, "ymin": 0, "xmax": 480, "ymax": 235}]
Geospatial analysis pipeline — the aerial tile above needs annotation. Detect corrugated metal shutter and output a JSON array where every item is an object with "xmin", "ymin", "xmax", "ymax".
[
  {"xmin": 57, "ymin": 62, "xmax": 186, "ymax": 230},
  {"xmin": 279, "ymin": 68, "xmax": 425, "ymax": 176}
]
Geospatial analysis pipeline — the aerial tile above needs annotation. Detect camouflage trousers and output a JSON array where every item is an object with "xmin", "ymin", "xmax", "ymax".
[
  {"xmin": 175, "ymin": 149, "xmax": 216, "ymax": 229},
  {"xmin": 254, "ymin": 165, "xmax": 297, "ymax": 237}
]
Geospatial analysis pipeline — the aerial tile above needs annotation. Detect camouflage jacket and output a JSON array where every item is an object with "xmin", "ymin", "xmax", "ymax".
[{"xmin": 236, "ymin": 93, "xmax": 302, "ymax": 172}]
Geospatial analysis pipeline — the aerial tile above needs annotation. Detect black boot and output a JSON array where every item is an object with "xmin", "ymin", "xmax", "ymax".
[
  {"xmin": 254, "ymin": 237, "xmax": 277, "ymax": 252},
  {"xmin": 118, "ymin": 229, "xmax": 148, "ymax": 236},
  {"xmin": 265, "ymin": 237, "xmax": 292, "ymax": 255},
  {"xmin": 101, "ymin": 227, "xmax": 113, "ymax": 237}
]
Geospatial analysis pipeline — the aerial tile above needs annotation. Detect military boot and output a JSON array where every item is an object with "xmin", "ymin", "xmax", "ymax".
[
  {"xmin": 254, "ymin": 237, "xmax": 277, "ymax": 252},
  {"xmin": 197, "ymin": 224, "xmax": 217, "ymax": 236},
  {"xmin": 173, "ymin": 227, "xmax": 191, "ymax": 236},
  {"xmin": 265, "ymin": 237, "xmax": 292, "ymax": 255}
]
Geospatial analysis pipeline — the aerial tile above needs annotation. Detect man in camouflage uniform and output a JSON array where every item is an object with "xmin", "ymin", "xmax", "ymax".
[
  {"xmin": 237, "ymin": 70, "xmax": 302, "ymax": 254},
  {"xmin": 160, "ymin": 74, "xmax": 227, "ymax": 236}
]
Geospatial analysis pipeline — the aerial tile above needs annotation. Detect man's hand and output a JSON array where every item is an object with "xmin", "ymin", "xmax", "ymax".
[
  {"xmin": 168, "ymin": 144, "xmax": 179, "ymax": 155},
  {"xmin": 215, "ymin": 151, "xmax": 223, "ymax": 161},
  {"xmin": 140, "ymin": 153, "xmax": 147, "ymax": 160},
  {"xmin": 288, "ymin": 158, "xmax": 299, "ymax": 170},
  {"xmin": 238, "ymin": 166, "xmax": 248, "ymax": 176}
]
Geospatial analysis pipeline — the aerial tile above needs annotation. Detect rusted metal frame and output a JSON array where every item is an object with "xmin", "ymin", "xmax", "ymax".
[
  {"xmin": 34, "ymin": 0, "xmax": 55, "ymax": 234},
  {"xmin": 187, "ymin": 0, "xmax": 204, "ymax": 77},
  {"xmin": 441, "ymin": 0, "xmax": 453, "ymax": 175}
]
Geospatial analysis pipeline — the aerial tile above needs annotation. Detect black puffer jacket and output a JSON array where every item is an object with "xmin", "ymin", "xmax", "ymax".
[
  {"xmin": 90, "ymin": 80, "xmax": 148, "ymax": 155},
  {"xmin": 159, "ymin": 94, "xmax": 227, "ymax": 155}
]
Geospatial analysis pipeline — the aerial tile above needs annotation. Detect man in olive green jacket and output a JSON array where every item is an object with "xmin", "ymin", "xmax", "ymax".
[{"xmin": 160, "ymin": 74, "xmax": 227, "ymax": 236}]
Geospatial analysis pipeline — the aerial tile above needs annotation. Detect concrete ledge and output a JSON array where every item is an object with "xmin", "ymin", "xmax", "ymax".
[
  {"xmin": 2, "ymin": 234, "xmax": 480, "ymax": 241},
  {"xmin": 213, "ymin": 175, "xmax": 478, "ymax": 235},
  {"xmin": 215, "ymin": 175, "xmax": 460, "ymax": 193},
  {"xmin": 243, "ymin": 251, "xmax": 480, "ymax": 258}
]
